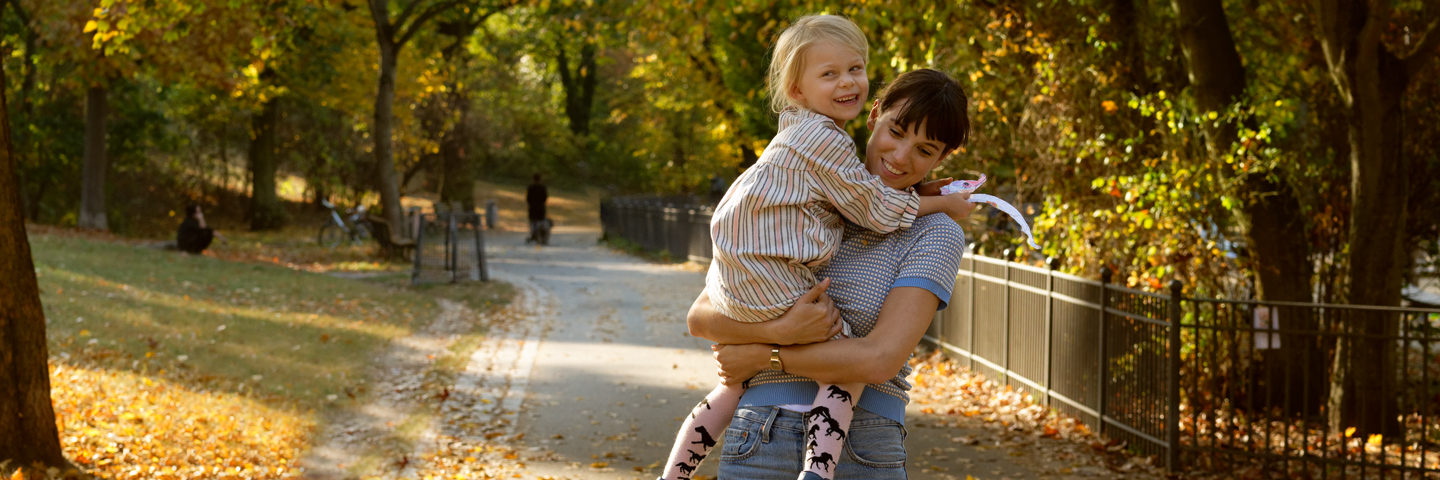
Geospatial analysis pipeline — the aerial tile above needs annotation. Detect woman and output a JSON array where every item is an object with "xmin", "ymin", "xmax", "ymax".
[{"xmin": 687, "ymin": 68, "xmax": 973, "ymax": 479}]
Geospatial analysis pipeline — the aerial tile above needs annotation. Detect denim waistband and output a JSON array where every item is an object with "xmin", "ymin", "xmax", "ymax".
[{"xmin": 733, "ymin": 405, "xmax": 901, "ymax": 434}]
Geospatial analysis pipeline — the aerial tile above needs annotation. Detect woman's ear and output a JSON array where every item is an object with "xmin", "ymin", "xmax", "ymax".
[
  {"xmin": 866, "ymin": 100, "xmax": 882, "ymax": 130},
  {"xmin": 788, "ymin": 83, "xmax": 804, "ymax": 101}
]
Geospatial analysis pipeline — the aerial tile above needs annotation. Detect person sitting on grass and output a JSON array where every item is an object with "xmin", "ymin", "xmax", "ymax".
[{"xmin": 176, "ymin": 204, "xmax": 226, "ymax": 254}]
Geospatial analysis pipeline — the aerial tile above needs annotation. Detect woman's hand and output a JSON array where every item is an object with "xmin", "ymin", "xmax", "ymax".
[
  {"xmin": 713, "ymin": 344, "xmax": 772, "ymax": 386},
  {"xmin": 914, "ymin": 178, "xmax": 954, "ymax": 196},
  {"xmin": 768, "ymin": 278, "xmax": 842, "ymax": 345}
]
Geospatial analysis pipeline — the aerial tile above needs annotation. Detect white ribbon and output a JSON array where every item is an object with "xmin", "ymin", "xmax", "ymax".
[{"xmin": 938, "ymin": 175, "xmax": 1040, "ymax": 250}]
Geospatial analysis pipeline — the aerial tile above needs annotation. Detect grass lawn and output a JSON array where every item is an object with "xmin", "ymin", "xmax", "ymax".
[{"xmin": 29, "ymin": 226, "xmax": 510, "ymax": 479}]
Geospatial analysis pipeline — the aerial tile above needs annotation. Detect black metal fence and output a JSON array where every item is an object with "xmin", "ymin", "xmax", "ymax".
[
  {"xmin": 934, "ymin": 251, "xmax": 1440, "ymax": 476},
  {"xmin": 602, "ymin": 195, "xmax": 1440, "ymax": 476},
  {"xmin": 411, "ymin": 211, "xmax": 488, "ymax": 285},
  {"xmin": 600, "ymin": 196, "xmax": 713, "ymax": 262}
]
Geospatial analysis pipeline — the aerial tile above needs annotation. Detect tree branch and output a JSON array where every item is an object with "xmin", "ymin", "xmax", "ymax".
[
  {"xmin": 398, "ymin": 0, "xmax": 518, "ymax": 48},
  {"xmin": 392, "ymin": 0, "xmax": 429, "ymax": 35},
  {"xmin": 396, "ymin": 0, "xmax": 462, "ymax": 48},
  {"xmin": 1404, "ymin": 19, "xmax": 1440, "ymax": 80},
  {"xmin": 8, "ymin": 0, "xmax": 30, "ymax": 25},
  {"xmin": 1309, "ymin": 0, "xmax": 1352, "ymax": 104}
]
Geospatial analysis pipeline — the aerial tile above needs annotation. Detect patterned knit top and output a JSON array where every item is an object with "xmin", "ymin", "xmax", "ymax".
[{"xmin": 736, "ymin": 213, "xmax": 966, "ymax": 425}]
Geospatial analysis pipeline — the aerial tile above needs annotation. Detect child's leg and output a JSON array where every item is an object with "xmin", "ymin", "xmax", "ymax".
[
  {"xmin": 799, "ymin": 382, "xmax": 864, "ymax": 480},
  {"xmin": 660, "ymin": 381, "xmax": 743, "ymax": 480}
]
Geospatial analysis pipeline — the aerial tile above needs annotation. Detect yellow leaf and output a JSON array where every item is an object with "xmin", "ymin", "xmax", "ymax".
[
  {"xmin": 1345, "ymin": 427, "xmax": 1356, "ymax": 438},
  {"xmin": 1368, "ymin": 434, "xmax": 1382, "ymax": 446},
  {"xmin": 84, "ymin": 20, "xmax": 98, "ymax": 32},
  {"xmin": 590, "ymin": 462, "xmax": 608, "ymax": 468}
]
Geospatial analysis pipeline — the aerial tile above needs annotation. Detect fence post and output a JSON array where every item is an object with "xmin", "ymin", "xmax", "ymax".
[
  {"xmin": 474, "ymin": 212, "xmax": 488, "ymax": 282},
  {"xmin": 1098, "ymin": 267, "xmax": 1112, "ymax": 436},
  {"xmin": 1003, "ymin": 249, "xmax": 1012, "ymax": 385},
  {"xmin": 1167, "ymin": 279, "xmax": 1183, "ymax": 471},
  {"xmin": 968, "ymin": 243, "xmax": 977, "ymax": 371},
  {"xmin": 448, "ymin": 211, "xmax": 459, "ymax": 283},
  {"xmin": 1045, "ymin": 256, "xmax": 1059, "ymax": 407},
  {"xmin": 411, "ymin": 214, "xmax": 426, "ymax": 286}
]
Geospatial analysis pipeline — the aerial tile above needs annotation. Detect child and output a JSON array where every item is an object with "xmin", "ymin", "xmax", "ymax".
[{"xmin": 660, "ymin": 15, "xmax": 970, "ymax": 480}]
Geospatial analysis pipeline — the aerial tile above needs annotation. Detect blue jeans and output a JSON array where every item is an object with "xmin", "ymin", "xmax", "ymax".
[{"xmin": 718, "ymin": 405, "xmax": 908, "ymax": 480}]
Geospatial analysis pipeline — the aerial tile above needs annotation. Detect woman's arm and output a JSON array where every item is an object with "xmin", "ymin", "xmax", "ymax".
[
  {"xmin": 687, "ymin": 280, "xmax": 843, "ymax": 345},
  {"xmin": 714, "ymin": 286, "xmax": 939, "ymax": 385}
]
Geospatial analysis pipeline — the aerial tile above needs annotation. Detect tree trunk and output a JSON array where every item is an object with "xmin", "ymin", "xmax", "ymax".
[
  {"xmin": 78, "ymin": 85, "xmax": 108, "ymax": 230},
  {"xmin": 1324, "ymin": 35, "xmax": 1409, "ymax": 438},
  {"xmin": 437, "ymin": 89, "xmax": 475, "ymax": 211},
  {"xmin": 372, "ymin": 38, "xmax": 406, "ymax": 241},
  {"xmin": 1313, "ymin": 0, "xmax": 1437, "ymax": 437},
  {"xmin": 1173, "ymin": 0, "xmax": 1321, "ymax": 416},
  {"xmin": 1108, "ymin": 0, "xmax": 1153, "ymax": 95},
  {"xmin": 556, "ymin": 38, "xmax": 599, "ymax": 182},
  {"xmin": 556, "ymin": 40, "xmax": 598, "ymax": 138},
  {"xmin": 249, "ymin": 96, "xmax": 284, "ymax": 230},
  {"xmin": 0, "ymin": 58, "xmax": 67, "ymax": 468}
]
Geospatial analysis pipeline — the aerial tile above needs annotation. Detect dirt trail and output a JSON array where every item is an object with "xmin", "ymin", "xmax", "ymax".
[{"xmin": 302, "ymin": 192, "xmax": 1164, "ymax": 480}]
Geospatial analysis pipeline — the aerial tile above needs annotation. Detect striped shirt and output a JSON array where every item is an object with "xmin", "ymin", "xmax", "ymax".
[
  {"xmin": 706, "ymin": 107, "xmax": 922, "ymax": 323},
  {"xmin": 738, "ymin": 214, "xmax": 967, "ymax": 425}
]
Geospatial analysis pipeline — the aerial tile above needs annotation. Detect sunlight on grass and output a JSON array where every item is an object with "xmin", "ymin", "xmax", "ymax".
[
  {"xmin": 28, "ymin": 229, "xmax": 514, "ymax": 478},
  {"xmin": 51, "ymin": 360, "xmax": 310, "ymax": 479},
  {"xmin": 207, "ymin": 225, "xmax": 407, "ymax": 274},
  {"xmin": 34, "ymin": 235, "xmax": 432, "ymax": 407}
]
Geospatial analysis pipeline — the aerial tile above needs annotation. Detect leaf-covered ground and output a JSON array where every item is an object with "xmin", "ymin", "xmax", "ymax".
[
  {"xmin": 907, "ymin": 350, "xmax": 1170, "ymax": 479},
  {"xmin": 19, "ymin": 226, "xmax": 512, "ymax": 480}
]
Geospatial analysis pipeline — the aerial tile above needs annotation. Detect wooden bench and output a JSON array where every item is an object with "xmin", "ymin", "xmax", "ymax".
[{"xmin": 367, "ymin": 215, "xmax": 416, "ymax": 261}]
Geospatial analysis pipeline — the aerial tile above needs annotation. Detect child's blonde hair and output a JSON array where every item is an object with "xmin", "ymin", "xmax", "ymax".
[{"xmin": 767, "ymin": 15, "xmax": 869, "ymax": 113}]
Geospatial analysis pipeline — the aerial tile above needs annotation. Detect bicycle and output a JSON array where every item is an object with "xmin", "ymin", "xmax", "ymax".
[{"xmin": 318, "ymin": 199, "xmax": 373, "ymax": 248}]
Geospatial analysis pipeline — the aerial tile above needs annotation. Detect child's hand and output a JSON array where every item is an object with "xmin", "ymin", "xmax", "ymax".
[
  {"xmin": 713, "ymin": 344, "xmax": 771, "ymax": 386},
  {"xmin": 771, "ymin": 278, "xmax": 842, "ymax": 345},
  {"xmin": 915, "ymin": 178, "xmax": 954, "ymax": 196},
  {"xmin": 939, "ymin": 193, "xmax": 975, "ymax": 223}
]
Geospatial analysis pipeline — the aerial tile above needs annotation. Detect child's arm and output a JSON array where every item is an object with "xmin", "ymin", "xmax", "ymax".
[
  {"xmin": 798, "ymin": 127, "xmax": 920, "ymax": 233},
  {"xmin": 688, "ymin": 280, "xmax": 843, "ymax": 346},
  {"xmin": 918, "ymin": 193, "xmax": 976, "ymax": 223}
]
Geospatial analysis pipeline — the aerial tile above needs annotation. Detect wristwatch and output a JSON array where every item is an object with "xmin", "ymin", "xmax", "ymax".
[{"xmin": 770, "ymin": 347, "xmax": 784, "ymax": 372}]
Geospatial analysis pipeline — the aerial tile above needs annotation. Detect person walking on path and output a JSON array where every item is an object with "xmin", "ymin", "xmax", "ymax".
[{"xmin": 526, "ymin": 173, "xmax": 550, "ymax": 244}]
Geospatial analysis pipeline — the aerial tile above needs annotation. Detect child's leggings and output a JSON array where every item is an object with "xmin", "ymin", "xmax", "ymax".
[{"xmin": 659, "ymin": 381, "xmax": 864, "ymax": 480}]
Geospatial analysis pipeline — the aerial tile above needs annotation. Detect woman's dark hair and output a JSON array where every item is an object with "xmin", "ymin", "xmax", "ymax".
[
  {"xmin": 873, "ymin": 68, "xmax": 971, "ymax": 155},
  {"xmin": 185, "ymin": 204, "xmax": 202, "ymax": 218}
]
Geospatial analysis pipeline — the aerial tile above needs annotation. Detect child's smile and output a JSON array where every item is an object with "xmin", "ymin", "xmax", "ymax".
[{"xmin": 790, "ymin": 41, "xmax": 869, "ymax": 123}]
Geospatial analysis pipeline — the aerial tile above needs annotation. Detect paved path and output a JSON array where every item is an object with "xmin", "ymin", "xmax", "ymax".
[{"xmin": 478, "ymin": 224, "xmax": 1084, "ymax": 480}]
